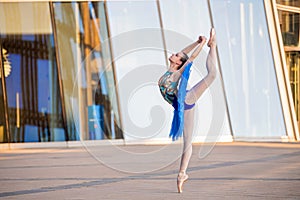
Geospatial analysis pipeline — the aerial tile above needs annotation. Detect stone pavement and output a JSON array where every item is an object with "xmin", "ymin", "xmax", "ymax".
[{"xmin": 0, "ymin": 142, "xmax": 300, "ymax": 200}]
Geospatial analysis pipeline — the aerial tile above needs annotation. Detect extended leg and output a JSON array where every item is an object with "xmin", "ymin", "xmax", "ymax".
[{"xmin": 185, "ymin": 28, "xmax": 217, "ymax": 105}]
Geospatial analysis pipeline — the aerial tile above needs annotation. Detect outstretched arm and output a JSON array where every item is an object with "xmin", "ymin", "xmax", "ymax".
[
  {"xmin": 189, "ymin": 36, "xmax": 206, "ymax": 61},
  {"xmin": 181, "ymin": 36, "xmax": 203, "ymax": 54},
  {"xmin": 178, "ymin": 36, "xmax": 206, "ymax": 74}
]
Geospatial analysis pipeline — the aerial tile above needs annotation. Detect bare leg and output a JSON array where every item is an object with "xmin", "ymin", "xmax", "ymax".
[
  {"xmin": 177, "ymin": 108, "xmax": 195, "ymax": 193},
  {"xmin": 185, "ymin": 28, "xmax": 217, "ymax": 105}
]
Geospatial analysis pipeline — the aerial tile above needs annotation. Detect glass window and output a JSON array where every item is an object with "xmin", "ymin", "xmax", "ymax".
[
  {"xmin": 106, "ymin": 1, "xmax": 168, "ymax": 140},
  {"xmin": 52, "ymin": 2, "xmax": 123, "ymax": 140},
  {"xmin": 277, "ymin": 2, "xmax": 300, "ymax": 136},
  {"xmin": 278, "ymin": 10, "xmax": 300, "ymax": 46},
  {"xmin": 0, "ymin": 2, "xmax": 52, "ymax": 35},
  {"xmin": 210, "ymin": 0, "xmax": 286, "ymax": 137},
  {"xmin": 0, "ymin": 2, "xmax": 67, "ymax": 142},
  {"xmin": 159, "ymin": 0, "xmax": 211, "ymax": 39},
  {"xmin": 277, "ymin": 0, "xmax": 300, "ymax": 7},
  {"xmin": 286, "ymin": 52, "xmax": 300, "ymax": 120}
]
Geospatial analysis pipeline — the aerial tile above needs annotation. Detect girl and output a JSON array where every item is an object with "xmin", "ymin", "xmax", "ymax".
[{"xmin": 158, "ymin": 28, "xmax": 217, "ymax": 193}]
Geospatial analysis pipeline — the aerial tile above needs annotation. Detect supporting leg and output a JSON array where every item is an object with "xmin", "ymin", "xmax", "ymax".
[{"xmin": 177, "ymin": 108, "xmax": 195, "ymax": 193}]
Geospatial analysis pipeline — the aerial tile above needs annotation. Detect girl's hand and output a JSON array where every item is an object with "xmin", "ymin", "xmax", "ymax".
[{"xmin": 197, "ymin": 36, "xmax": 207, "ymax": 44}]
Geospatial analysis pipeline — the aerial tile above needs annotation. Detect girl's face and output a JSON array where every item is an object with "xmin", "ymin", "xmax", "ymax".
[{"xmin": 169, "ymin": 52, "xmax": 184, "ymax": 67}]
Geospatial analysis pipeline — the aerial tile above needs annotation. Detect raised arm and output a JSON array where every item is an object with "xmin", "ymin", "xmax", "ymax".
[
  {"xmin": 181, "ymin": 36, "xmax": 203, "ymax": 54},
  {"xmin": 189, "ymin": 36, "xmax": 206, "ymax": 61},
  {"xmin": 178, "ymin": 36, "xmax": 206, "ymax": 74}
]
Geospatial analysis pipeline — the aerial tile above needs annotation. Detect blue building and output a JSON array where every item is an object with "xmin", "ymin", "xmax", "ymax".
[{"xmin": 0, "ymin": 0, "xmax": 299, "ymax": 146}]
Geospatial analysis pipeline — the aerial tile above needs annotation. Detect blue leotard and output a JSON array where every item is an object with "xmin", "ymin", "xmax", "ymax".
[
  {"xmin": 158, "ymin": 62, "xmax": 195, "ymax": 140},
  {"xmin": 158, "ymin": 70, "xmax": 195, "ymax": 110},
  {"xmin": 158, "ymin": 71, "xmax": 178, "ymax": 105}
]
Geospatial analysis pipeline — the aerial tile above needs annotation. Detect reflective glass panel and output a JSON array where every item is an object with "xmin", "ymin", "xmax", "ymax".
[
  {"xmin": 0, "ymin": 2, "xmax": 67, "ymax": 142},
  {"xmin": 53, "ymin": 2, "xmax": 123, "ymax": 140},
  {"xmin": 286, "ymin": 52, "xmax": 300, "ymax": 124},
  {"xmin": 210, "ymin": 0, "xmax": 286, "ymax": 137},
  {"xmin": 277, "ymin": 0, "xmax": 300, "ymax": 7},
  {"xmin": 278, "ymin": 10, "xmax": 300, "ymax": 46},
  {"xmin": 277, "ymin": 3, "xmax": 300, "ymax": 134},
  {"xmin": 106, "ymin": 1, "xmax": 167, "ymax": 140}
]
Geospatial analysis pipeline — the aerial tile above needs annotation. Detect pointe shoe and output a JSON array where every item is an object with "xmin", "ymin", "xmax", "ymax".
[
  {"xmin": 177, "ymin": 172, "xmax": 188, "ymax": 193},
  {"xmin": 207, "ymin": 28, "xmax": 216, "ymax": 47}
]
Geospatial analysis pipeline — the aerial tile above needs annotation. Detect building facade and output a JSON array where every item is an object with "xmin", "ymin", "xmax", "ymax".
[{"xmin": 0, "ymin": 0, "xmax": 299, "ymax": 145}]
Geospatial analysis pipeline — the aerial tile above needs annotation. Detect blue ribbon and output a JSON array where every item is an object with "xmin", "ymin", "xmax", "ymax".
[{"xmin": 169, "ymin": 62, "xmax": 193, "ymax": 141}]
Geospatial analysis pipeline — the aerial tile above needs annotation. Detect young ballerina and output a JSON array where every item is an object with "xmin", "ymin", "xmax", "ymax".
[{"xmin": 158, "ymin": 28, "xmax": 217, "ymax": 193}]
